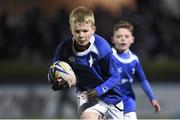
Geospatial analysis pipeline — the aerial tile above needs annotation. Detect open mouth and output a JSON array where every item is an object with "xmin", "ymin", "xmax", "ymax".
[{"xmin": 120, "ymin": 43, "xmax": 127, "ymax": 47}]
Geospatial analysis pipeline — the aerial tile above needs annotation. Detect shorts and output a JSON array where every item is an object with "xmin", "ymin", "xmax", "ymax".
[
  {"xmin": 77, "ymin": 92, "xmax": 124, "ymax": 119},
  {"xmin": 124, "ymin": 112, "xmax": 137, "ymax": 120}
]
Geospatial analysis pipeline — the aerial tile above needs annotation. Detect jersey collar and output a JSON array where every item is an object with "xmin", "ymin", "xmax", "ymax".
[{"xmin": 72, "ymin": 35, "xmax": 95, "ymax": 56}]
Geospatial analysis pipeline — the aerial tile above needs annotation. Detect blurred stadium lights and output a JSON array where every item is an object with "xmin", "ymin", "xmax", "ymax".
[{"xmin": 0, "ymin": 0, "xmax": 136, "ymax": 15}]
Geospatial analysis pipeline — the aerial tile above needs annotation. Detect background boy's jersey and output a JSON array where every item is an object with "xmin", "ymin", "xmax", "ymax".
[
  {"xmin": 112, "ymin": 48, "xmax": 156, "ymax": 112},
  {"xmin": 51, "ymin": 34, "xmax": 122, "ymax": 104}
]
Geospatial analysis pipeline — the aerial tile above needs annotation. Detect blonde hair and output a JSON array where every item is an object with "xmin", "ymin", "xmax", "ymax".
[
  {"xmin": 113, "ymin": 21, "xmax": 134, "ymax": 35},
  {"xmin": 69, "ymin": 6, "xmax": 95, "ymax": 26}
]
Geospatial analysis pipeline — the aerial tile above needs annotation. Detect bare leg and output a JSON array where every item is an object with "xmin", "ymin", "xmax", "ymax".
[{"xmin": 80, "ymin": 111, "xmax": 102, "ymax": 119}]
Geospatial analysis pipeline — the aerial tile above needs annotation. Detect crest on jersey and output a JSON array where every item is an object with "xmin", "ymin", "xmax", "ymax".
[{"xmin": 88, "ymin": 55, "xmax": 93, "ymax": 67}]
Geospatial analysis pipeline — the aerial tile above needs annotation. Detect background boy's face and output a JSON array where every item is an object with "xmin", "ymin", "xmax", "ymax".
[
  {"xmin": 113, "ymin": 28, "xmax": 134, "ymax": 52},
  {"xmin": 70, "ymin": 21, "xmax": 96, "ymax": 46}
]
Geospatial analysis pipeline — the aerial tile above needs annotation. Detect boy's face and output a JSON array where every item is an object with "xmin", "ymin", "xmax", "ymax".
[
  {"xmin": 113, "ymin": 28, "xmax": 134, "ymax": 52},
  {"xmin": 70, "ymin": 21, "xmax": 96, "ymax": 46}
]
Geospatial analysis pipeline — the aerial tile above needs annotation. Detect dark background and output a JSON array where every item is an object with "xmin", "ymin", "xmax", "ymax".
[{"xmin": 0, "ymin": 0, "xmax": 180, "ymax": 119}]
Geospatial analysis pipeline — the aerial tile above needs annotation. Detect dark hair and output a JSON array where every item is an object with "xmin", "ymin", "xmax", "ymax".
[{"xmin": 113, "ymin": 21, "xmax": 134, "ymax": 35}]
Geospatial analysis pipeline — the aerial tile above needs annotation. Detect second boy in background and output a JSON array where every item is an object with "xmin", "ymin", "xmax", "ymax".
[{"xmin": 111, "ymin": 21, "xmax": 161, "ymax": 119}]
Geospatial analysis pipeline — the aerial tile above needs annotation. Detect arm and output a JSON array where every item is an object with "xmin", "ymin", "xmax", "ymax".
[
  {"xmin": 135, "ymin": 61, "xmax": 161, "ymax": 112},
  {"xmin": 86, "ymin": 52, "xmax": 121, "ymax": 100},
  {"xmin": 48, "ymin": 39, "xmax": 71, "ymax": 90},
  {"xmin": 95, "ymin": 52, "xmax": 121, "ymax": 96},
  {"xmin": 86, "ymin": 36, "xmax": 121, "ymax": 98}
]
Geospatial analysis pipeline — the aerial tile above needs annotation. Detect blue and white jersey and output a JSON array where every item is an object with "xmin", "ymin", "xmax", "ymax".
[
  {"xmin": 51, "ymin": 34, "xmax": 122, "ymax": 104},
  {"xmin": 112, "ymin": 48, "xmax": 156, "ymax": 113}
]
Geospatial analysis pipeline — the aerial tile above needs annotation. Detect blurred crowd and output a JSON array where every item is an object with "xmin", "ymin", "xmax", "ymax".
[
  {"xmin": 0, "ymin": 0, "xmax": 180, "ymax": 64},
  {"xmin": 0, "ymin": 1, "xmax": 179, "ymax": 119}
]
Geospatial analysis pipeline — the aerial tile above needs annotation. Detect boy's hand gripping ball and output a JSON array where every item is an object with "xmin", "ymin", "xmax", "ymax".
[{"xmin": 49, "ymin": 61, "xmax": 76, "ymax": 88}]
